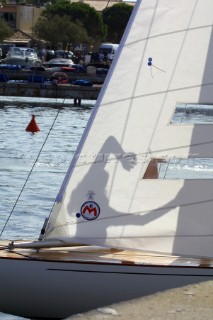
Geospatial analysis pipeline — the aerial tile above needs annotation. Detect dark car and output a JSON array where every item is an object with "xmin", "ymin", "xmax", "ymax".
[
  {"xmin": 46, "ymin": 50, "xmax": 55, "ymax": 61},
  {"xmin": 55, "ymin": 50, "xmax": 74, "ymax": 59},
  {"xmin": 0, "ymin": 44, "xmax": 16, "ymax": 59}
]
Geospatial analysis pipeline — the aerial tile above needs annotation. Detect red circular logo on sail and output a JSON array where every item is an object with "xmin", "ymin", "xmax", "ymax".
[{"xmin": 80, "ymin": 201, "xmax": 100, "ymax": 220}]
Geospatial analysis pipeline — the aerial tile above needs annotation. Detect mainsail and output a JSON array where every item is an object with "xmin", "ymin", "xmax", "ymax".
[{"xmin": 44, "ymin": 0, "xmax": 213, "ymax": 258}]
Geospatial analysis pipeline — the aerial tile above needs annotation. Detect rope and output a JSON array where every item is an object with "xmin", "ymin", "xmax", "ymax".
[{"xmin": 0, "ymin": 98, "xmax": 66, "ymax": 237}]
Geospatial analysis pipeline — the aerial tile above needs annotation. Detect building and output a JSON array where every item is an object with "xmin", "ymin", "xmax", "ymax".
[
  {"xmin": 0, "ymin": 3, "xmax": 44, "ymax": 46},
  {"xmin": 0, "ymin": 1, "xmax": 135, "ymax": 46},
  {"xmin": 71, "ymin": 0, "xmax": 134, "ymax": 12}
]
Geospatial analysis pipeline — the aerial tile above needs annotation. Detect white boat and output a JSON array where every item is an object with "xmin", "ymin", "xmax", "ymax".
[
  {"xmin": 1, "ymin": 0, "xmax": 213, "ymax": 319},
  {"xmin": 3, "ymin": 47, "xmax": 42, "ymax": 68},
  {"xmin": 43, "ymin": 58, "xmax": 74, "ymax": 68}
]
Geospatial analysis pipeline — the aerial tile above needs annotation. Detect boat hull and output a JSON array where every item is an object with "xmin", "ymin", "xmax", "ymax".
[{"xmin": 0, "ymin": 254, "xmax": 212, "ymax": 319}]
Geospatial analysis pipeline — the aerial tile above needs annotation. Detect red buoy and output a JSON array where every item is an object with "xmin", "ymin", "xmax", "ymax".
[{"xmin": 26, "ymin": 115, "xmax": 40, "ymax": 133}]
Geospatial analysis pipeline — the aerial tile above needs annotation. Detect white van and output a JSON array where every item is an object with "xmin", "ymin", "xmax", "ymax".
[{"xmin": 98, "ymin": 43, "xmax": 119, "ymax": 61}]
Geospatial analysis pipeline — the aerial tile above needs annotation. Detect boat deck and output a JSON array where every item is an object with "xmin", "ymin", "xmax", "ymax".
[{"xmin": 0, "ymin": 240, "xmax": 213, "ymax": 268}]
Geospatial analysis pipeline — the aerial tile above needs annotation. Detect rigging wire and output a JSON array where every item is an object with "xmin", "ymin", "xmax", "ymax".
[{"xmin": 0, "ymin": 98, "xmax": 66, "ymax": 237}]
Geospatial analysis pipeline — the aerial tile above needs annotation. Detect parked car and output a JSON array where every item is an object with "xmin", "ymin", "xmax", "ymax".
[
  {"xmin": 43, "ymin": 58, "xmax": 74, "ymax": 68},
  {"xmin": 46, "ymin": 50, "xmax": 55, "ymax": 61},
  {"xmin": 3, "ymin": 47, "xmax": 42, "ymax": 68},
  {"xmin": 0, "ymin": 44, "xmax": 16, "ymax": 59},
  {"xmin": 55, "ymin": 50, "xmax": 74, "ymax": 59}
]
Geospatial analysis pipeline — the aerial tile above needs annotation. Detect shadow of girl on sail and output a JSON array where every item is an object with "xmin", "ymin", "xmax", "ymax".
[{"xmin": 66, "ymin": 135, "xmax": 137, "ymax": 246}]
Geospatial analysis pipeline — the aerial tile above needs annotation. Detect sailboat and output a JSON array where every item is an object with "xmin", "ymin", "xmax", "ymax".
[{"xmin": 1, "ymin": 0, "xmax": 213, "ymax": 319}]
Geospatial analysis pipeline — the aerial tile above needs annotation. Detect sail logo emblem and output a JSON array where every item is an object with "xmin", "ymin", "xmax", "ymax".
[{"xmin": 78, "ymin": 201, "xmax": 100, "ymax": 220}]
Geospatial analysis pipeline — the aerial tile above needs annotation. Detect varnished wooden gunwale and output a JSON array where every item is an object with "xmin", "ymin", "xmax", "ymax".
[{"xmin": 1, "ymin": 240, "xmax": 213, "ymax": 268}]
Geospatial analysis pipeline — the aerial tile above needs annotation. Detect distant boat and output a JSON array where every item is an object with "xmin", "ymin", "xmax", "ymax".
[
  {"xmin": 3, "ymin": 47, "xmax": 42, "ymax": 68},
  {"xmin": 0, "ymin": 0, "xmax": 213, "ymax": 319}
]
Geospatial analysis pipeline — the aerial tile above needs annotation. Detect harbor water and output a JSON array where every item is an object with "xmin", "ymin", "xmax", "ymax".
[{"xmin": 0, "ymin": 98, "xmax": 93, "ymax": 320}]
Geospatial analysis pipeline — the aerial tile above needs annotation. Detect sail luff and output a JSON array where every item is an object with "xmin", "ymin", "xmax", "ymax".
[{"xmin": 55, "ymin": 2, "xmax": 141, "ymax": 204}]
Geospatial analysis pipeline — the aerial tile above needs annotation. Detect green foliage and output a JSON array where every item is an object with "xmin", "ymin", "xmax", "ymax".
[
  {"xmin": 42, "ymin": 0, "xmax": 72, "ymax": 17},
  {"xmin": 42, "ymin": 1, "xmax": 106, "ymax": 42},
  {"xmin": 33, "ymin": 15, "xmax": 89, "ymax": 49},
  {"xmin": 102, "ymin": 3, "xmax": 133, "ymax": 43},
  {"xmin": 0, "ymin": 19, "xmax": 13, "ymax": 42}
]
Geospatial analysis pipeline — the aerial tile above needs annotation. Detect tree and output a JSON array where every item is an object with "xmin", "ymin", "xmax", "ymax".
[
  {"xmin": 42, "ymin": 0, "xmax": 106, "ymax": 43},
  {"xmin": 33, "ymin": 15, "xmax": 89, "ymax": 49},
  {"xmin": 102, "ymin": 3, "xmax": 134, "ymax": 43},
  {"xmin": 0, "ymin": 19, "xmax": 13, "ymax": 42}
]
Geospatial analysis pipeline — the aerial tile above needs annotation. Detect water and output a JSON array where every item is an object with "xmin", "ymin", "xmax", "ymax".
[{"xmin": 0, "ymin": 98, "xmax": 94, "ymax": 319}]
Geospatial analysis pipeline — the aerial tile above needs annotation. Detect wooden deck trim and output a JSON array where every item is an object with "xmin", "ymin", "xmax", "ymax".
[{"xmin": 1, "ymin": 240, "xmax": 213, "ymax": 268}]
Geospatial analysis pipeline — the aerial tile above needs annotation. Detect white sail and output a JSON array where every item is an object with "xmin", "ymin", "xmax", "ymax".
[{"xmin": 45, "ymin": 0, "xmax": 213, "ymax": 258}]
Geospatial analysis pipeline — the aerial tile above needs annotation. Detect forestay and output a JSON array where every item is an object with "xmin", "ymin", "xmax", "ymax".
[{"xmin": 44, "ymin": 0, "xmax": 213, "ymax": 258}]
